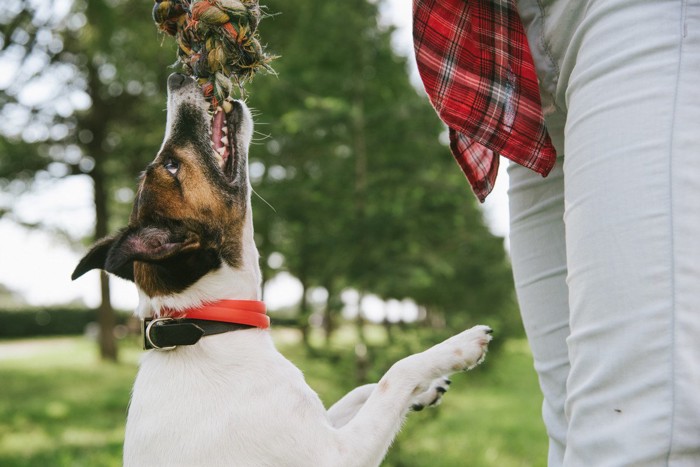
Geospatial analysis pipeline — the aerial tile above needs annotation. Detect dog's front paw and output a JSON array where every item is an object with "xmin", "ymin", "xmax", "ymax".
[
  {"xmin": 410, "ymin": 376, "xmax": 451, "ymax": 411},
  {"xmin": 440, "ymin": 325, "xmax": 493, "ymax": 373}
]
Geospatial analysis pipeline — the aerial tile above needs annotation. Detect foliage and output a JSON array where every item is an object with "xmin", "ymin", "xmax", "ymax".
[
  {"xmin": 0, "ymin": 0, "xmax": 175, "ymax": 217},
  {"xmin": 0, "ymin": 334, "xmax": 546, "ymax": 467},
  {"xmin": 246, "ymin": 0, "xmax": 518, "ymax": 337},
  {"xmin": 0, "ymin": 0, "xmax": 180, "ymax": 360},
  {"xmin": 0, "ymin": 307, "xmax": 305, "ymax": 339},
  {"xmin": 0, "ymin": 284, "xmax": 27, "ymax": 308},
  {"xmin": 0, "ymin": 0, "xmax": 520, "ymax": 352},
  {"xmin": 0, "ymin": 307, "xmax": 132, "ymax": 338}
]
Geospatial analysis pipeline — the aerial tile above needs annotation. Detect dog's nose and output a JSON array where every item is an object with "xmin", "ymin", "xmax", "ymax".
[{"xmin": 167, "ymin": 73, "xmax": 192, "ymax": 91}]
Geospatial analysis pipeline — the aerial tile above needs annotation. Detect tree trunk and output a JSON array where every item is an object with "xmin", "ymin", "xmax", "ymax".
[
  {"xmin": 298, "ymin": 275, "xmax": 313, "ymax": 351},
  {"xmin": 92, "ymin": 162, "xmax": 118, "ymax": 361},
  {"xmin": 322, "ymin": 281, "xmax": 336, "ymax": 348},
  {"xmin": 98, "ymin": 272, "xmax": 117, "ymax": 360},
  {"xmin": 354, "ymin": 291, "xmax": 369, "ymax": 384},
  {"xmin": 382, "ymin": 304, "xmax": 394, "ymax": 345},
  {"xmin": 85, "ymin": 59, "xmax": 118, "ymax": 362},
  {"xmin": 351, "ymin": 74, "xmax": 369, "ymax": 386}
]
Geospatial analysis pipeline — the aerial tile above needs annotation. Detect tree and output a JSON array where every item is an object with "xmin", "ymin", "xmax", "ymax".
[
  {"xmin": 0, "ymin": 0, "xmax": 175, "ymax": 360},
  {"xmin": 247, "ymin": 0, "xmax": 517, "ymax": 343},
  {"xmin": 1, "ymin": 0, "xmax": 519, "ymax": 361}
]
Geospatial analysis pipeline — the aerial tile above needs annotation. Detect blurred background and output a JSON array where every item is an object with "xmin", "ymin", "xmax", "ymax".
[{"xmin": 0, "ymin": 0, "xmax": 546, "ymax": 465}]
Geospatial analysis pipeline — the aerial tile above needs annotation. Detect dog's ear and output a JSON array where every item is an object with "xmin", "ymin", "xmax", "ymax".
[
  {"xmin": 105, "ymin": 226, "xmax": 200, "ymax": 273},
  {"xmin": 71, "ymin": 234, "xmax": 133, "ymax": 281},
  {"xmin": 72, "ymin": 226, "xmax": 200, "ymax": 282}
]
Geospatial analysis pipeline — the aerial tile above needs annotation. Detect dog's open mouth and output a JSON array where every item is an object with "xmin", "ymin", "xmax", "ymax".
[{"xmin": 209, "ymin": 101, "xmax": 238, "ymax": 182}]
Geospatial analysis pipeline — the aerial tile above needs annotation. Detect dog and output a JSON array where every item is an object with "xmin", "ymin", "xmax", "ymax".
[{"xmin": 72, "ymin": 73, "xmax": 492, "ymax": 467}]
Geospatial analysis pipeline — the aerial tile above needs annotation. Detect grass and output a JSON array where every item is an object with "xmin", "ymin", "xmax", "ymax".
[
  {"xmin": 383, "ymin": 339, "xmax": 547, "ymax": 467},
  {"xmin": 0, "ymin": 331, "xmax": 547, "ymax": 466},
  {"xmin": 0, "ymin": 338, "xmax": 140, "ymax": 467}
]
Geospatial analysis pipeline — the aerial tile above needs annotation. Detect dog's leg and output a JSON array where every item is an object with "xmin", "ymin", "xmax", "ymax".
[
  {"xmin": 327, "ymin": 384, "xmax": 377, "ymax": 428},
  {"xmin": 328, "ymin": 375, "xmax": 451, "ymax": 428},
  {"xmin": 329, "ymin": 325, "xmax": 492, "ymax": 467}
]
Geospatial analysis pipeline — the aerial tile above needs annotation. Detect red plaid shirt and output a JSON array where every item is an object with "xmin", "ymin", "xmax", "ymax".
[{"xmin": 413, "ymin": 0, "xmax": 557, "ymax": 202}]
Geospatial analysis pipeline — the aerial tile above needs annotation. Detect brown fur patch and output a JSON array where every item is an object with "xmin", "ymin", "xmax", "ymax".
[
  {"xmin": 129, "ymin": 143, "xmax": 246, "ymax": 296},
  {"xmin": 378, "ymin": 379, "xmax": 390, "ymax": 393},
  {"xmin": 72, "ymin": 79, "xmax": 252, "ymax": 295}
]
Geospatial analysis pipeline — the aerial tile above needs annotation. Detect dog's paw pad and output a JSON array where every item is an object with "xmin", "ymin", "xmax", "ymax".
[{"xmin": 410, "ymin": 376, "xmax": 451, "ymax": 411}]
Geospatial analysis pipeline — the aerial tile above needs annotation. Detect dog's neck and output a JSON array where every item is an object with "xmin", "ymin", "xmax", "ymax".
[{"xmin": 135, "ymin": 205, "xmax": 262, "ymax": 319}]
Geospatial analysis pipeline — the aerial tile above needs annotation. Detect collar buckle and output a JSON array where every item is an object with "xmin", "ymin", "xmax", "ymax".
[{"xmin": 143, "ymin": 317, "xmax": 177, "ymax": 351}]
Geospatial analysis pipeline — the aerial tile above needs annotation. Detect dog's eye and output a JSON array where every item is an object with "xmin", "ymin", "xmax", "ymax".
[{"xmin": 164, "ymin": 158, "xmax": 180, "ymax": 175}]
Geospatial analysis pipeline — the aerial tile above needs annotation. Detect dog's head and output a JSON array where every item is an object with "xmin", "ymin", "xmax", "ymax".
[{"xmin": 72, "ymin": 73, "xmax": 255, "ymax": 298}]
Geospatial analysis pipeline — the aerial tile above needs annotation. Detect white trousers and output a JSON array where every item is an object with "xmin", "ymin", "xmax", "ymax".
[{"xmin": 510, "ymin": 0, "xmax": 700, "ymax": 465}]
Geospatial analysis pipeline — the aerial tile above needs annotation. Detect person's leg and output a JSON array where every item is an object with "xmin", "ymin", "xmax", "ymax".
[
  {"xmin": 508, "ymin": 160, "xmax": 569, "ymax": 467},
  {"xmin": 560, "ymin": 1, "xmax": 700, "ymax": 464},
  {"xmin": 511, "ymin": 1, "xmax": 580, "ymax": 464}
]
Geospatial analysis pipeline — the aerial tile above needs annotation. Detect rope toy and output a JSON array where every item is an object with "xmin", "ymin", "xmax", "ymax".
[{"xmin": 152, "ymin": 0, "xmax": 276, "ymax": 107}]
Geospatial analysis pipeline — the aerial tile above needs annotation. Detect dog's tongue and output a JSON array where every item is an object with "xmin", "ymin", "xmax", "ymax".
[{"xmin": 212, "ymin": 107, "xmax": 229, "ymax": 165}]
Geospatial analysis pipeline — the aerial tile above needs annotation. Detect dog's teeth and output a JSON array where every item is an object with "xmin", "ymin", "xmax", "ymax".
[
  {"xmin": 222, "ymin": 127, "xmax": 228, "ymax": 134},
  {"xmin": 216, "ymin": 147, "xmax": 226, "ymax": 156},
  {"xmin": 220, "ymin": 136, "xmax": 229, "ymax": 145}
]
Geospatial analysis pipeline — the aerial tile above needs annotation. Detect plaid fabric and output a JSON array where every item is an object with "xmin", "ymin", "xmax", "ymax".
[{"xmin": 413, "ymin": 0, "xmax": 557, "ymax": 201}]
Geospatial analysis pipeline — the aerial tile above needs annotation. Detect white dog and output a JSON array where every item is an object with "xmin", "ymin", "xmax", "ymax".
[{"xmin": 72, "ymin": 73, "xmax": 492, "ymax": 466}]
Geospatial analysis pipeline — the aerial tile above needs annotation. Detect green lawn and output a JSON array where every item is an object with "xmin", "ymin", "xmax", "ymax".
[{"xmin": 0, "ymin": 331, "xmax": 546, "ymax": 466}]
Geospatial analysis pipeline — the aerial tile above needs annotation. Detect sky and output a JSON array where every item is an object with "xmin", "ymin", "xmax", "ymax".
[{"xmin": 0, "ymin": 0, "xmax": 511, "ymax": 316}]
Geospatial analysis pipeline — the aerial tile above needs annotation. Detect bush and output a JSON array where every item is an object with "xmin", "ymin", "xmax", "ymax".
[{"xmin": 0, "ymin": 307, "xmax": 130, "ymax": 339}]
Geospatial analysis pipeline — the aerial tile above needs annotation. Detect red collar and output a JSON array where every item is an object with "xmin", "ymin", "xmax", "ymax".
[{"xmin": 162, "ymin": 300, "xmax": 269, "ymax": 329}]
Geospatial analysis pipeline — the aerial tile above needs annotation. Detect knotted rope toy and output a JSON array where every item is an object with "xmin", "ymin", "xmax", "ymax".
[{"xmin": 152, "ymin": 0, "xmax": 276, "ymax": 107}]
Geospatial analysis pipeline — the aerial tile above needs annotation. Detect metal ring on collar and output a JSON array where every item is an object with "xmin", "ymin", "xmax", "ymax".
[{"xmin": 145, "ymin": 317, "xmax": 177, "ymax": 351}]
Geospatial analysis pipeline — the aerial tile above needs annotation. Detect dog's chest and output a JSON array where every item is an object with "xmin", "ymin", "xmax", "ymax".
[{"xmin": 123, "ymin": 332, "xmax": 330, "ymax": 466}]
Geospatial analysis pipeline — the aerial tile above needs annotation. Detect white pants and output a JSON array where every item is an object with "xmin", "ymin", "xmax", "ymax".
[{"xmin": 510, "ymin": 0, "xmax": 700, "ymax": 465}]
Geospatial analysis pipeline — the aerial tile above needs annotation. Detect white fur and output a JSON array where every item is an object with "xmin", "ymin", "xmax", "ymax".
[
  {"xmin": 124, "ymin": 78, "xmax": 492, "ymax": 466},
  {"xmin": 126, "ymin": 214, "xmax": 491, "ymax": 467},
  {"xmin": 124, "ymin": 302, "xmax": 491, "ymax": 466}
]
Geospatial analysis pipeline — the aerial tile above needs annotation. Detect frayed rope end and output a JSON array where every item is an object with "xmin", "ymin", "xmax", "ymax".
[{"xmin": 153, "ymin": 0, "xmax": 278, "ymax": 104}]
